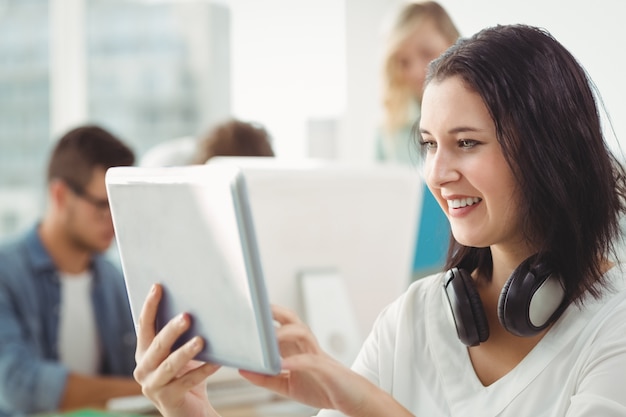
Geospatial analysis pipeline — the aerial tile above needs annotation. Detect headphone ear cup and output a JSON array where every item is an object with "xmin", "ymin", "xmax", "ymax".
[
  {"xmin": 443, "ymin": 268, "xmax": 489, "ymax": 346},
  {"xmin": 498, "ymin": 257, "xmax": 566, "ymax": 337},
  {"xmin": 498, "ymin": 276, "xmax": 516, "ymax": 332}
]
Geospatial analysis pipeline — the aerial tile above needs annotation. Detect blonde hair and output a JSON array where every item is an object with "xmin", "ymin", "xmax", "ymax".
[{"xmin": 382, "ymin": 1, "xmax": 459, "ymax": 132}]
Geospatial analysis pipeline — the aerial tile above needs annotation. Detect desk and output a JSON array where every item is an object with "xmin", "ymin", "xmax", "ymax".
[
  {"xmin": 33, "ymin": 397, "xmax": 317, "ymax": 417},
  {"xmin": 217, "ymin": 399, "xmax": 318, "ymax": 417}
]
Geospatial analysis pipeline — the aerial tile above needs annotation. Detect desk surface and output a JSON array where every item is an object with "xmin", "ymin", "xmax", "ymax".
[
  {"xmin": 33, "ymin": 399, "xmax": 318, "ymax": 417},
  {"xmin": 217, "ymin": 399, "xmax": 318, "ymax": 417}
]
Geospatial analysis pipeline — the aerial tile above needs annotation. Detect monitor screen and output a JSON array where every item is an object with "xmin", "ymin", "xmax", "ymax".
[{"xmin": 211, "ymin": 157, "xmax": 423, "ymax": 365}]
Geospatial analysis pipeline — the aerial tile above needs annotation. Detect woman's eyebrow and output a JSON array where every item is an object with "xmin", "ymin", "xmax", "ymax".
[{"xmin": 419, "ymin": 126, "xmax": 483, "ymax": 135}]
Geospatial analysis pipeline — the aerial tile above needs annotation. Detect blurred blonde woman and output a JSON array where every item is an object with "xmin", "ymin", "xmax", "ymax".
[{"xmin": 376, "ymin": 1, "xmax": 460, "ymax": 277}]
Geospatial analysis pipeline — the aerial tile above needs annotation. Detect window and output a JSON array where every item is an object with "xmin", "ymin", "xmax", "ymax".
[{"xmin": 0, "ymin": 0, "xmax": 231, "ymax": 241}]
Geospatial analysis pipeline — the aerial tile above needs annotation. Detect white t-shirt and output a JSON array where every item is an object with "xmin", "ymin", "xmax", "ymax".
[
  {"xmin": 58, "ymin": 271, "xmax": 101, "ymax": 375},
  {"xmin": 317, "ymin": 266, "xmax": 626, "ymax": 417}
]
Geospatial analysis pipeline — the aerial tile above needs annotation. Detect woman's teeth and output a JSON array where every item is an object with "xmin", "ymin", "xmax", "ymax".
[{"xmin": 448, "ymin": 197, "xmax": 482, "ymax": 209}]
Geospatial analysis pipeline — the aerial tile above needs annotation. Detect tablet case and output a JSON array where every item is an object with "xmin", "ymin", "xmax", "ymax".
[{"xmin": 105, "ymin": 164, "xmax": 281, "ymax": 375}]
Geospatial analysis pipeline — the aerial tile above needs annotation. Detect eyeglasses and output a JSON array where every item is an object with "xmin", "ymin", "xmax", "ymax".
[{"xmin": 65, "ymin": 181, "xmax": 110, "ymax": 211}]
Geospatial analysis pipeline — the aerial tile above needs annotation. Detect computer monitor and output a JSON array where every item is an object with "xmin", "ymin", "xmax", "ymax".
[
  {"xmin": 208, "ymin": 157, "xmax": 422, "ymax": 362},
  {"xmin": 167, "ymin": 157, "xmax": 422, "ymax": 409}
]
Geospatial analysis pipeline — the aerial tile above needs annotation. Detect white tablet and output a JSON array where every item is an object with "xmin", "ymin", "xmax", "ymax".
[{"xmin": 105, "ymin": 164, "xmax": 281, "ymax": 375}]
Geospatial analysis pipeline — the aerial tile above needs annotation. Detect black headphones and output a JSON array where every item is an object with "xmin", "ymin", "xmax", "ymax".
[{"xmin": 442, "ymin": 255, "xmax": 567, "ymax": 346}]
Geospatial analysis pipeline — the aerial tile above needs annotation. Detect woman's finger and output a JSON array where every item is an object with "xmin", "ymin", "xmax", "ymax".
[
  {"xmin": 134, "ymin": 312, "xmax": 193, "ymax": 383},
  {"xmin": 271, "ymin": 304, "xmax": 303, "ymax": 326},
  {"xmin": 145, "ymin": 338, "xmax": 220, "ymax": 400},
  {"xmin": 136, "ymin": 283, "xmax": 162, "ymax": 361},
  {"xmin": 239, "ymin": 368, "xmax": 290, "ymax": 396},
  {"xmin": 275, "ymin": 322, "xmax": 322, "ymax": 356},
  {"xmin": 148, "ymin": 336, "xmax": 209, "ymax": 387},
  {"xmin": 271, "ymin": 304, "xmax": 322, "ymax": 356}
]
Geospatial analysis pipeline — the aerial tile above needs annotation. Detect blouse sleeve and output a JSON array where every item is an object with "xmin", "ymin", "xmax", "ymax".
[{"xmin": 565, "ymin": 297, "xmax": 626, "ymax": 417}]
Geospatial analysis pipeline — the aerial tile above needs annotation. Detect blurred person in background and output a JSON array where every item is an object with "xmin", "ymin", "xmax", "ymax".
[
  {"xmin": 191, "ymin": 118, "xmax": 274, "ymax": 164},
  {"xmin": 376, "ymin": 1, "xmax": 460, "ymax": 279},
  {"xmin": 139, "ymin": 118, "xmax": 274, "ymax": 168},
  {"xmin": 0, "ymin": 125, "xmax": 141, "ymax": 415}
]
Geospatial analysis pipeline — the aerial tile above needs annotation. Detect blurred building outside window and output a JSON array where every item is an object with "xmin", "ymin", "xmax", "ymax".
[{"xmin": 0, "ymin": 0, "xmax": 231, "ymax": 242}]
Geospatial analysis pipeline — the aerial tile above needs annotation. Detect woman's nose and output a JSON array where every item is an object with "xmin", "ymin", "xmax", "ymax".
[{"xmin": 424, "ymin": 148, "xmax": 460, "ymax": 188}]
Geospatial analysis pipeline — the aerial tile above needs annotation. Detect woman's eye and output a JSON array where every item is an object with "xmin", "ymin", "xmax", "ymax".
[
  {"xmin": 419, "ymin": 139, "xmax": 436, "ymax": 150},
  {"xmin": 458, "ymin": 139, "xmax": 478, "ymax": 149}
]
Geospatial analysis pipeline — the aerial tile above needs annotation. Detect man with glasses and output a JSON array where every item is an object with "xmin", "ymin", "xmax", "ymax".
[{"xmin": 0, "ymin": 125, "xmax": 142, "ymax": 415}]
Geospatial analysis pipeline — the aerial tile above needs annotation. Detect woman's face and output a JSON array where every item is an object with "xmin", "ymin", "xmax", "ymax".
[
  {"xmin": 420, "ymin": 76, "xmax": 524, "ymax": 251},
  {"xmin": 394, "ymin": 19, "xmax": 451, "ymax": 100}
]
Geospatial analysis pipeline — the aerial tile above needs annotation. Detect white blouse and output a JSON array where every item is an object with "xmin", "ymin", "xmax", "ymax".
[{"xmin": 317, "ymin": 265, "xmax": 626, "ymax": 417}]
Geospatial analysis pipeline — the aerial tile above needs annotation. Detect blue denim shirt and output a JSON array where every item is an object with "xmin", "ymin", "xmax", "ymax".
[{"xmin": 0, "ymin": 226, "xmax": 137, "ymax": 416}]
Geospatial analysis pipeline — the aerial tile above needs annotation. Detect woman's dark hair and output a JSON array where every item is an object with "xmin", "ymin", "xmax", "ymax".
[{"xmin": 425, "ymin": 24, "xmax": 626, "ymax": 303}]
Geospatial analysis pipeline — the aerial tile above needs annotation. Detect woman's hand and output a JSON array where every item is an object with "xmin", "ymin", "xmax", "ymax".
[
  {"xmin": 240, "ymin": 305, "xmax": 413, "ymax": 417},
  {"xmin": 133, "ymin": 284, "xmax": 221, "ymax": 417}
]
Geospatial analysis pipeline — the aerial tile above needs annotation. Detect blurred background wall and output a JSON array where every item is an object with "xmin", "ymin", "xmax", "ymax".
[{"xmin": 0, "ymin": 0, "xmax": 624, "ymax": 242}]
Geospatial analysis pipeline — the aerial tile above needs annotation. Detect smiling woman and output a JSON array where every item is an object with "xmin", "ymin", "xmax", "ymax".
[{"xmin": 130, "ymin": 23, "xmax": 626, "ymax": 417}]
